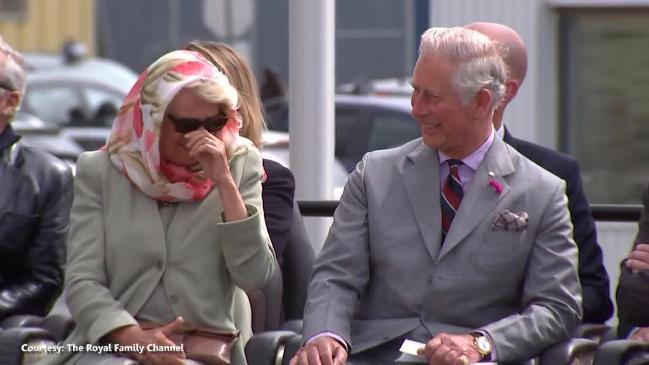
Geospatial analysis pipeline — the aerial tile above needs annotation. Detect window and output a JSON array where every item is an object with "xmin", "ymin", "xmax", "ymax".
[
  {"xmin": 24, "ymin": 86, "xmax": 83, "ymax": 126},
  {"xmin": 335, "ymin": 109, "xmax": 366, "ymax": 171},
  {"xmin": 368, "ymin": 113, "xmax": 419, "ymax": 151},
  {"xmin": 560, "ymin": 9, "xmax": 649, "ymax": 204},
  {"xmin": 82, "ymin": 87, "xmax": 124, "ymax": 127}
]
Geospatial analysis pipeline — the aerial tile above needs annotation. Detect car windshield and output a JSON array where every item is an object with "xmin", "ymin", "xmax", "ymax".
[{"xmin": 22, "ymin": 55, "xmax": 138, "ymax": 128}]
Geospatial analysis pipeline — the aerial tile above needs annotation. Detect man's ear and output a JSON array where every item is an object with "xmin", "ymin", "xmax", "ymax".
[
  {"xmin": 503, "ymin": 79, "xmax": 520, "ymax": 105},
  {"xmin": 474, "ymin": 88, "xmax": 493, "ymax": 119},
  {"xmin": 1, "ymin": 91, "xmax": 21, "ymax": 116}
]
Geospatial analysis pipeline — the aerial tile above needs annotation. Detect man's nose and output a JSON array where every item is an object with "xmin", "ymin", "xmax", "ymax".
[{"xmin": 411, "ymin": 94, "xmax": 425, "ymax": 118}]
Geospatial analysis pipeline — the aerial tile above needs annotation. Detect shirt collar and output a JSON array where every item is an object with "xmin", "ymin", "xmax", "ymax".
[
  {"xmin": 438, "ymin": 126, "xmax": 495, "ymax": 171},
  {"xmin": 495, "ymin": 123, "xmax": 505, "ymax": 140},
  {"xmin": 0, "ymin": 123, "xmax": 20, "ymax": 153}
]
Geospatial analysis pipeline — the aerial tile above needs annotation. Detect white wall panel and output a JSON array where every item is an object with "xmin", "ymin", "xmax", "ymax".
[{"xmin": 430, "ymin": 0, "xmax": 558, "ymax": 148}]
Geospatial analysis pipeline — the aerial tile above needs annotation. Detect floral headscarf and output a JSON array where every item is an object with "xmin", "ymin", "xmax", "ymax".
[{"xmin": 105, "ymin": 50, "xmax": 251, "ymax": 202}]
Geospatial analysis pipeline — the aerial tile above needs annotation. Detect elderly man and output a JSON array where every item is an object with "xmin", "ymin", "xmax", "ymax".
[
  {"xmin": 465, "ymin": 22, "xmax": 613, "ymax": 324},
  {"xmin": 0, "ymin": 36, "xmax": 73, "ymax": 320},
  {"xmin": 291, "ymin": 27, "xmax": 582, "ymax": 365}
]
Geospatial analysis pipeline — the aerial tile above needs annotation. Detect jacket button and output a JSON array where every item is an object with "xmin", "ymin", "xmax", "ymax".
[
  {"xmin": 169, "ymin": 294, "xmax": 178, "ymax": 303},
  {"xmin": 156, "ymin": 261, "xmax": 163, "ymax": 270}
]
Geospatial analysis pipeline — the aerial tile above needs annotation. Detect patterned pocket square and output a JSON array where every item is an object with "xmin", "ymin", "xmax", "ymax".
[{"xmin": 491, "ymin": 210, "xmax": 529, "ymax": 232}]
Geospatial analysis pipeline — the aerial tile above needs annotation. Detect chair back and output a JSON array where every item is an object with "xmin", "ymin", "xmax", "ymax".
[
  {"xmin": 593, "ymin": 339, "xmax": 649, "ymax": 365},
  {"xmin": 281, "ymin": 201, "xmax": 315, "ymax": 321},
  {"xmin": 248, "ymin": 259, "xmax": 283, "ymax": 333}
]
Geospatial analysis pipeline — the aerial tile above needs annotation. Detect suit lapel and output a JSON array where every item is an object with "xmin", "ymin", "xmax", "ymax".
[
  {"xmin": 437, "ymin": 137, "xmax": 516, "ymax": 261},
  {"xmin": 131, "ymin": 184, "xmax": 168, "ymax": 254},
  {"xmin": 401, "ymin": 141, "xmax": 443, "ymax": 260}
]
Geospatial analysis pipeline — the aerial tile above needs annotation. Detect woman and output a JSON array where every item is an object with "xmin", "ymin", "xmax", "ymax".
[
  {"xmin": 48, "ymin": 50, "xmax": 275, "ymax": 365},
  {"xmin": 185, "ymin": 41, "xmax": 295, "ymax": 266}
]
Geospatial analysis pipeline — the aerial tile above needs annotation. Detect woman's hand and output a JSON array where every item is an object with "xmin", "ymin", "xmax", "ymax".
[
  {"xmin": 105, "ymin": 317, "xmax": 187, "ymax": 365},
  {"xmin": 185, "ymin": 127, "xmax": 249, "ymax": 222},
  {"xmin": 185, "ymin": 128, "xmax": 232, "ymax": 187}
]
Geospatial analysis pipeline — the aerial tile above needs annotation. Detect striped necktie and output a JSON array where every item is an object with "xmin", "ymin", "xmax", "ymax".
[{"xmin": 441, "ymin": 159, "xmax": 464, "ymax": 243}]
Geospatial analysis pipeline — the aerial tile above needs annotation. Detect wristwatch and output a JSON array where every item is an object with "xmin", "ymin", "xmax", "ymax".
[{"xmin": 471, "ymin": 332, "xmax": 492, "ymax": 359}]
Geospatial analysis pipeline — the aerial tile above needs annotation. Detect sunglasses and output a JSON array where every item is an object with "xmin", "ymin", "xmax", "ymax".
[
  {"xmin": 0, "ymin": 81, "xmax": 16, "ymax": 92},
  {"xmin": 167, "ymin": 113, "xmax": 229, "ymax": 134}
]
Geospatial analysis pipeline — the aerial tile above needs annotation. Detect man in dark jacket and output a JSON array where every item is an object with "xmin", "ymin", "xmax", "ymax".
[
  {"xmin": 616, "ymin": 182, "xmax": 649, "ymax": 340},
  {"xmin": 0, "ymin": 35, "xmax": 73, "ymax": 320},
  {"xmin": 466, "ymin": 22, "xmax": 613, "ymax": 324}
]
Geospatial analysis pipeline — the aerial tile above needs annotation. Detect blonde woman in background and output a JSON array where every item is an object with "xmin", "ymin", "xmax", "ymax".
[{"xmin": 185, "ymin": 41, "xmax": 296, "ymax": 266}]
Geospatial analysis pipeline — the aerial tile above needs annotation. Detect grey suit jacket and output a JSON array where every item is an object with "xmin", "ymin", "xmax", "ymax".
[
  {"xmin": 302, "ymin": 137, "xmax": 582, "ymax": 362},
  {"xmin": 44, "ymin": 149, "xmax": 275, "ymax": 365}
]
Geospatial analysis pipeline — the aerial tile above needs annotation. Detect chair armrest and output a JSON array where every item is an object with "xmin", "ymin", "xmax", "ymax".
[
  {"xmin": 574, "ymin": 323, "xmax": 611, "ymax": 342},
  {"xmin": 0, "ymin": 327, "xmax": 54, "ymax": 365},
  {"xmin": 40, "ymin": 314, "xmax": 74, "ymax": 342},
  {"xmin": 627, "ymin": 353, "xmax": 649, "ymax": 365},
  {"xmin": 280, "ymin": 335, "xmax": 304, "ymax": 365},
  {"xmin": 0, "ymin": 315, "xmax": 45, "ymax": 329},
  {"xmin": 539, "ymin": 338, "xmax": 599, "ymax": 365},
  {"xmin": 245, "ymin": 331, "xmax": 300, "ymax": 365},
  {"xmin": 0, "ymin": 314, "xmax": 74, "ymax": 343},
  {"xmin": 600, "ymin": 326, "xmax": 619, "ymax": 344},
  {"xmin": 280, "ymin": 320, "xmax": 303, "ymax": 333},
  {"xmin": 593, "ymin": 339, "xmax": 649, "ymax": 365}
]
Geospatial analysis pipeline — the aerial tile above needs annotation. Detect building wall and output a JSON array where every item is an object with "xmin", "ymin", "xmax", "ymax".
[
  {"xmin": 0, "ymin": 0, "xmax": 95, "ymax": 54},
  {"xmin": 430, "ymin": 0, "xmax": 558, "ymax": 148}
]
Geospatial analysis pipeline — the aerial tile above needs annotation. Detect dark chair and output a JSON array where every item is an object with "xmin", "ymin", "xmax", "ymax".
[
  {"xmin": 281, "ymin": 200, "xmax": 315, "ymax": 322},
  {"xmin": 244, "ymin": 330, "xmax": 299, "ymax": 365},
  {"xmin": 593, "ymin": 340, "xmax": 649, "ymax": 365},
  {"xmin": 0, "ymin": 327, "xmax": 55, "ymax": 365},
  {"xmin": 248, "ymin": 259, "xmax": 284, "ymax": 333},
  {"xmin": 539, "ymin": 337, "xmax": 599, "ymax": 365},
  {"xmin": 247, "ymin": 200, "xmax": 315, "ymax": 334},
  {"xmin": 574, "ymin": 323, "xmax": 616, "ymax": 343},
  {"xmin": 1, "ymin": 314, "xmax": 74, "ymax": 343},
  {"xmin": 0, "ymin": 314, "xmax": 71, "ymax": 365}
]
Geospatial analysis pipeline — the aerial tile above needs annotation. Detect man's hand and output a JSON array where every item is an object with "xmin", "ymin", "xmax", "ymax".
[
  {"xmin": 289, "ymin": 336, "xmax": 347, "ymax": 365},
  {"xmin": 626, "ymin": 244, "xmax": 649, "ymax": 272},
  {"xmin": 631, "ymin": 327, "xmax": 649, "ymax": 342},
  {"xmin": 105, "ymin": 317, "xmax": 186, "ymax": 365},
  {"xmin": 418, "ymin": 333, "xmax": 482, "ymax": 365}
]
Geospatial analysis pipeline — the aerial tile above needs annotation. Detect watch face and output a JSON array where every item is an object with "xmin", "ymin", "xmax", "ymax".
[{"xmin": 475, "ymin": 336, "xmax": 491, "ymax": 354}]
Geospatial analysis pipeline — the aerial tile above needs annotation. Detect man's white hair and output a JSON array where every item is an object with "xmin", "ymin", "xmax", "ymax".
[
  {"xmin": 419, "ymin": 27, "xmax": 506, "ymax": 110},
  {"xmin": 0, "ymin": 35, "xmax": 26, "ymax": 95}
]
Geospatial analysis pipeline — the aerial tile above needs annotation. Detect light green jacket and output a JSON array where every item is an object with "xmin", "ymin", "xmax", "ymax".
[{"xmin": 41, "ymin": 147, "xmax": 274, "ymax": 365}]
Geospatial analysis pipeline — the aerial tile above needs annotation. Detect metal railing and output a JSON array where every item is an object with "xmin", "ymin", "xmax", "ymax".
[{"xmin": 298, "ymin": 200, "xmax": 643, "ymax": 222}]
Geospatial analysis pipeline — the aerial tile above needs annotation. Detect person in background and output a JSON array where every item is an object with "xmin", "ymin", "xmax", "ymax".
[
  {"xmin": 291, "ymin": 27, "xmax": 581, "ymax": 365},
  {"xmin": 184, "ymin": 40, "xmax": 295, "ymax": 344},
  {"xmin": 45, "ymin": 50, "xmax": 275, "ymax": 365},
  {"xmin": 616, "ymin": 181, "xmax": 649, "ymax": 341},
  {"xmin": 185, "ymin": 40, "xmax": 295, "ymax": 267},
  {"xmin": 0, "ymin": 35, "xmax": 73, "ymax": 322},
  {"xmin": 465, "ymin": 21, "xmax": 613, "ymax": 324}
]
